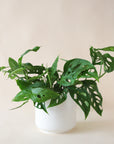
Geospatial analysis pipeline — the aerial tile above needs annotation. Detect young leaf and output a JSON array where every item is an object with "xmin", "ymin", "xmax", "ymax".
[
  {"xmin": 51, "ymin": 56, "xmax": 59, "ymax": 75},
  {"xmin": 8, "ymin": 57, "xmax": 19, "ymax": 70},
  {"xmin": 97, "ymin": 46, "xmax": 114, "ymax": 52},
  {"xmin": 10, "ymin": 100, "xmax": 28, "ymax": 110},
  {"xmin": 18, "ymin": 46, "xmax": 40, "ymax": 65},
  {"xmin": 0, "ymin": 66, "xmax": 8, "ymax": 71}
]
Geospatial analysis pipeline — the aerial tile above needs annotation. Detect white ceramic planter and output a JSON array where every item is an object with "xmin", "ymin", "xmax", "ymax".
[{"xmin": 35, "ymin": 94, "xmax": 76, "ymax": 133}]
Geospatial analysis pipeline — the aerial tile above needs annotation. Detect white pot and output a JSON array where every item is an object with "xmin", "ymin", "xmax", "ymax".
[{"xmin": 35, "ymin": 94, "xmax": 76, "ymax": 133}]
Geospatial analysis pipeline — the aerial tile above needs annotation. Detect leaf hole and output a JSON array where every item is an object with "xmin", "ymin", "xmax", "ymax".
[
  {"xmin": 93, "ymin": 103, "xmax": 96, "ymax": 107},
  {"xmin": 95, "ymin": 96, "xmax": 101, "ymax": 101},
  {"xmin": 107, "ymin": 58, "xmax": 112, "ymax": 63},
  {"xmin": 38, "ymin": 105, "xmax": 41, "ymax": 108},
  {"xmin": 84, "ymin": 101, "xmax": 89, "ymax": 107},
  {"xmin": 56, "ymin": 99, "xmax": 59, "ymax": 103},
  {"xmin": 99, "ymin": 105, "xmax": 103, "ymax": 110},
  {"xmin": 78, "ymin": 100, "xmax": 82, "ymax": 106},
  {"xmin": 37, "ymin": 95, "xmax": 41, "ymax": 98},
  {"xmin": 74, "ymin": 94, "xmax": 77, "ymax": 99}
]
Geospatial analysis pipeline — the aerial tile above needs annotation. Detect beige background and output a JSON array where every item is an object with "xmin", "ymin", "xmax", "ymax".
[{"xmin": 0, "ymin": 0, "xmax": 114, "ymax": 144}]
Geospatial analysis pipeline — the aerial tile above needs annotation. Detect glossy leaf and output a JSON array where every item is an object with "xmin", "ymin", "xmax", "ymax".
[
  {"xmin": 18, "ymin": 46, "xmax": 40, "ymax": 65},
  {"xmin": 82, "ymin": 80, "xmax": 103, "ymax": 115},
  {"xmin": 12, "ymin": 90, "xmax": 31, "ymax": 102},
  {"xmin": 68, "ymin": 86, "xmax": 90, "ymax": 119},
  {"xmin": 48, "ymin": 89, "xmax": 68, "ymax": 108},
  {"xmin": 34, "ymin": 102, "xmax": 48, "ymax": 113},
  {"xmin": 31, "ymin": 88, "xmax": 59, "ymax": 103},
  {"xmin": 16, "ymin": 79, "xmax": 32, "ymax": 90},
  {"xmin": 22, "ymin": 63, "xmax": 45, "ymax": 74},
  {"xmin": 59, "ymin": 58, "xmax": 99, "ymax": 86}
]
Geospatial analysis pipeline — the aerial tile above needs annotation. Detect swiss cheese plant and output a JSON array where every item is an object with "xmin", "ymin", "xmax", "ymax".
[{"xmin": 0, "ymin": 46, "xmax": 114, "ymax": 119}]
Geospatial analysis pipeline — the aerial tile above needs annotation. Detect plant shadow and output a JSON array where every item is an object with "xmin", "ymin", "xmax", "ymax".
[{"xmin": 66, "ymin": 120, "xmax": 114, "ymax": 134}]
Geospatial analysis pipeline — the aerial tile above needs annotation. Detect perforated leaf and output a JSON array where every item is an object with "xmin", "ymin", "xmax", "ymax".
[
  {"xmin": 90, "ymin": 47, "xmax": 114, "ymax": 73},
  {"xmin": 12, "ymin": 90, "xmax": 31, "ymax": 102},
  {"xmin": 31, "ymin": 88, "xmax": 59, "ymax": 103},
  {"xmin": 82, "ymin": 80, "xmax": 103, "ymax": 116},
  {"xmin": 68, "ymin": 86, "xmax": 90, "ymax": 119},
  {"xmin": 59, "ymin": 58, "xmax": 99, "ymax": 86},
  {"xmin": 48, "ymin": 89, "xmax": 68, "ymax": 108}
]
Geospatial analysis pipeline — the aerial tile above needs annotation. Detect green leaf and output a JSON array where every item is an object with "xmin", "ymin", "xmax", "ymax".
[
  {"xmin": 68, "ymin": 85, "xmax": 90, "ymax": 119},
  {"xmin": 48, "ymin": 88, "xmax": 68, "ymax": 108},
  {"xmin": 18, "ymin": 46, "xmax": 40, "ymax": 65},
  {"xmin": 31, "ymin": 88, "xmax": 59, "ymax": 103},
  {"xmin": 0, "ymin": 66, "xmax": 8, "ymax": 71},
  {"xmin": 12, "ymin": 90, "xmax": 31, "ymax": 102},
  {"xmin": 16, "ymin": 79, "xmax": 32, "ymax": 90},
  {"xmin": 51, "ymin": 56, "xmax": 59, "ymax": 75},
  {"xmin": 22, "ymin": 63, "xmax": 45, "ymax": 75},
  {"xmin": 9, "ymin": 67, "xmax": 24, "ymax": 77},
  {"xmin": 34, "ymin": 102, "xmax": 48, "ymax": 113},
  {"xmin": 90, "ymin": 47, "xmax": 114, "ymax": 73},
  {"xmin": 8, "ymin": 57, "xmax": 19, "ymax": 70},
  {"xmin": 82, "ymin": 80, "xmax": 103, "ymax": 116},
  {"xmin": 10, "ymin": 101, "xmax": 28, "ymax": 110},
  {"xmin": 59, "ymin": 58, "xmax": 99, "ymax": 86},
  {"xmin": 97, "ymin": 46, "xmax": 114, "ymax": 52},
  {"xmin": 103, "ymin": 53, "xmax": 114, "ymax": 73}
]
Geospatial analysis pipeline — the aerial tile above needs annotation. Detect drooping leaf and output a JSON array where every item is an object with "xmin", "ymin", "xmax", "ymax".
[
  {"xmin": 10, "ymin": 100, "xmax": 29, "ymax": 110},
  {"xmin": 82, "ymin": 80, "xmax": 103, "ymax": 116},
  {"xmin": 68, "ymin": 85, "xmax": 90, "ymax": 119},
  {"xmin": 34, "ymin": 102, "xmax": 48, "ymax": 113},
  {"xmin": 8, "ymin": 57, "xmax": 19, "ymax": 70},
  {"xmin": 59, "ymin": 58, "xmax": 99, "ymax": 86},
  {"xmin": 18, "ymin": 46, "xmax": 40, "ymax": 65},
  {"xmin": 12, "ymin": 90, "xmax": 31, "ymax": 102},
  {"xmin": 48, "ymin": 88, "xmax": 68, "ymax": 108},
  {"xmin": 31, "ymin": 88, "xmax": 59, "ymax": 103}
]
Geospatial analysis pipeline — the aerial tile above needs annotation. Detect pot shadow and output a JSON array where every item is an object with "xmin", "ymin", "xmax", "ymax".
[{"xmin": 66, "ymin": 120, "xmax": 114, "ymax": 134}]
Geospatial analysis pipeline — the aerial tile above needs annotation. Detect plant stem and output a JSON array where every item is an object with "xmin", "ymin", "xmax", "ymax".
[
  {"xmin": 47, "ymin": 69, "xmax": 52, "ymax": 88},
  {"xmin": 99, "ymin": 72, "xmax": 106, "ymax": 79}
]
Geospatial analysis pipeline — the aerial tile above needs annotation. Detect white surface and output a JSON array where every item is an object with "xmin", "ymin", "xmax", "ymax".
[{"xmin": 35, "ymin": 94, "xmax": 76, "ymax": 133}]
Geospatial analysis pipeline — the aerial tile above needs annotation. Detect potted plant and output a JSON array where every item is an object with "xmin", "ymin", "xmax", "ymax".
[{"xmin": 0, "ymin": 46, "xmax": 114, "ymax": 133}]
